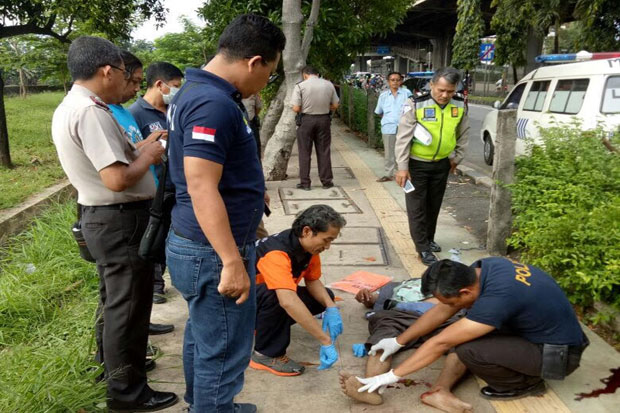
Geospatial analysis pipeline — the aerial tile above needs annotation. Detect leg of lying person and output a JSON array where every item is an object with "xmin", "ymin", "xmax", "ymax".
[{"xmin": 339, "ymin": 352, "xmax": 392, "ymax": 405}]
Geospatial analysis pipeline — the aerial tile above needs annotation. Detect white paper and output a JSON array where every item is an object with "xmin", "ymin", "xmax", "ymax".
[
  {"xmin": 159, "ymin": 139, "xmax": 167, "ymax": 149},
  {"xmin": 413, "ymin": 123, "xmax": 433, "ymax": 146}
]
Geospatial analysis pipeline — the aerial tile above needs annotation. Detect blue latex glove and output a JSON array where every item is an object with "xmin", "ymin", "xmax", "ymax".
[
  {"xmin": 322, "ymin": 307, "xmax": 343, "ymax": 342},
  {"xmin": 352, "ymin": 343, "xmax": 367, "ymax": 358},
  {"xmin": 318, "ymin": 344, "xmax": 339, "ymax": 370}
]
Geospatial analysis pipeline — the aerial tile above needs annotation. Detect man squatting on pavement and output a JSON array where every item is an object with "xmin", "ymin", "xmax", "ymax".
[
  {"xmin": 249, "ymin": 205, "xmax": 346, "ymax": 376},
  {"xmin": 51, "ymin": 36, "xmax": 178, "ymax": 411},
  {"xmin": 394, "ymin": 67, "xmax": 469, "ymax": 266},
  {"xmin": 165, "ymin": 14, "xmax": 285, "ymax": 413},
  {"xmin": 340, "ymin": 257, "xmax": 589, "ymax": 413}
]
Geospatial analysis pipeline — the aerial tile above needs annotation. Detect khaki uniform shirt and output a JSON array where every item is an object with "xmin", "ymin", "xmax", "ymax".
[
  {"xmin": 51, "ymin": 84, "xmax": 156, "ymax": 206},
  {"xmin": 394, "ymin": 96, "xmax": 469, "ymax": 171},
  {"xmin": 242, "ymin": 94, "xmax": 262, "ymax": 121},
  {"xmin": 292, "ymin": 76, "xmax": 339, "ymax": 115}
]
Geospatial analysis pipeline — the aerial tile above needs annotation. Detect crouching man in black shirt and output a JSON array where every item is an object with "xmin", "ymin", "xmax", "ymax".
[{"xmin": 341, "ymin": 257, "xmax": 588, "ymax": 412}]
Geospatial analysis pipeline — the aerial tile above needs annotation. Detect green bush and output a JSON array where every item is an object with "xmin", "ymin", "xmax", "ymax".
[
  {"xmin": 508, "ymin": 125, "xmax": 620, "ymax": 310},
  {"xmin": 351, "ymin": 88, "xmax": 368, "ymax": 134}
]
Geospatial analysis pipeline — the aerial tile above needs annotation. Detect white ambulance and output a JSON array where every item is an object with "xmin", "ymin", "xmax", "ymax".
[{"xmin": 480, "ymin": 53, "xmax": 620, "ymax": 165}]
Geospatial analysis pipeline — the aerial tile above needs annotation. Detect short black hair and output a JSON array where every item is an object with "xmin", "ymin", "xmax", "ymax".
[
  {"xmin": 387, "ymin": 72, "xmax": 403, "ymax": 80},
  {"xmin": 67, "ymin": 36, "xmax": 122, "ymax": 81},
  {"xmin": 292, "ymin": 205, "xmax": 347, "ymax": 237},
  {"xmin": 218, "ymin": 14, "xmax": 286, "ymax": 64},
  {"xmin": 302, "ymin": 65, "xmax": 319, "ymax": 76},
  {"xmin": 145, "ymin": 62, "xmax": 184, "ymax": 88},
  {"xmin": 432, "ymin": 67, "xmax": 461, "ymax": 85},
  {"xmin": 421, "ymin": 259, "xmax": 477, "ymax": 298},
  {"xmin": 120, "ymin": 50, "xmax": 142, "ymax": 77}
]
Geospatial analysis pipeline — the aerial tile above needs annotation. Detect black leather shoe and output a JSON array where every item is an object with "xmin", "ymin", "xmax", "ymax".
[
  {"xmin": 108, "ymin": 391, "xmax": 179, "ymax": 412},
  {"xmin": 322, "ymin": 182, "xmax": 334, "ymax": 189},
  {"xmin": 145, "ymin": 358, "xmax": 156, "ymax": 373},
  {"xmin": 480, "ymin": 380, "xmax": 546, "ymax": 400},
  {"xmin": 429, "ymin": 241, "xmax": 442, "ymax": 252},
  {"xmin": 420, "ymin": 251, "xmax": 438, "ymax": 266},
  {"xmin": 296, "ymin": 183, "xmax": 311, "ymax": 191},
  {"xmin": 149, "ymin": 323, "xmax": 174, "ymax": 335},
  {"xmin": 234, "ymin": 403, "xmax": 257, "ymax": 413},
  {"xmin": 152, "ymin": 293, "xmax": 167, "ymax": 304}
]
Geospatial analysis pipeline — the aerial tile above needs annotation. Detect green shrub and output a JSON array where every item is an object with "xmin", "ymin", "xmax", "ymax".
[
  {"xmin": 0, "ymin": 201, "xmax": 105, "ymax": 411},
  {"xmin": 508, "ymin": 125, "xmax": 620, "ymax": 310},
  {"xmin": 351, "ymin": 88, "xmax": 368, "ymax": 134}
]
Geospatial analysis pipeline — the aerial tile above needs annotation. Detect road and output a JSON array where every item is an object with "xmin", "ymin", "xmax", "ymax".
[{"xmin": 462, "ymin": 103, "xmax": 493, "ymax": 176}]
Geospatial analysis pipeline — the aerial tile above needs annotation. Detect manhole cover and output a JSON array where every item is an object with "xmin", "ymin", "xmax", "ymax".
[
  {"xmin": 321, "ymin": 244, "xmax": 387, "ymax": 266},
  {"xmin": 333, "ymin": 227, "xmax": 382, "ymax": 244},
  {"xmin": 279, "ymin": 186, "xmax": 347, "ymax": 200},
  {"xmin": 282, "ymin": 199, "xmax": 362, "ymax": 215}
]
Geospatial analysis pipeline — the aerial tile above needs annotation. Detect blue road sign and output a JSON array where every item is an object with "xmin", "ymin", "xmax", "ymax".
[
  {"xmin": 377, "ymin": 46, "xmax": 390, "ymax": 55},
  {"xmin": 480, "ymin": 43, "xmax": 495, "ymax": 61}
]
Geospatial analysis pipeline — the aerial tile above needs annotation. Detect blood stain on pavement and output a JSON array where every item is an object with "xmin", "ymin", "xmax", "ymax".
[{"xmin": 575, "ymin": 367, "xmax": 620, "ymax": 401}]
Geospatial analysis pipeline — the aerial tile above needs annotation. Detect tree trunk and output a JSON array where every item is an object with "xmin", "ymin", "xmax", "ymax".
[
  {"xmin": 262, "ymin": 0, "xmax": 320, "ymax": 180},
  {"xmin": 19, "ymin": 69, "xmax": 27, "ymax": 98},
  {"xmin": 260, "ymin": 82, "xmax": 287, "ymax": 150},
  {"xmin": 553, "ymin": 19, "xmax": 560, "ymax": 54},
  {"xmin": 0, "ymin": 73, "xmax": 12, "ymax": 168}
]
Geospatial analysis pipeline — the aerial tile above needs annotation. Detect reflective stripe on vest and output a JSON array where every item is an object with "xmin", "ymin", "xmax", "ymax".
[{"xmin": 410, "ymin": 98, "xmax": 464, "ymax": 161}]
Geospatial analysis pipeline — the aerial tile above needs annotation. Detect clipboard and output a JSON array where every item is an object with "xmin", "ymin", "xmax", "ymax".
[{"xmin": 413, "ymin": 122, "xmax": 433, "ymax": 146}]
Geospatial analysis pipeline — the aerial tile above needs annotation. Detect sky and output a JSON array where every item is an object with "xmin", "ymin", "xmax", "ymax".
[{"xmin": 132, "ymin": 0, "xmax": 205, "ymax": 41}]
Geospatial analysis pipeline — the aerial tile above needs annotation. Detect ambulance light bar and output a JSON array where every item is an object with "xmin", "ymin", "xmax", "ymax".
[{"xmin": 535, "ymin": 51, "xmax": 620, "ymax": 63}]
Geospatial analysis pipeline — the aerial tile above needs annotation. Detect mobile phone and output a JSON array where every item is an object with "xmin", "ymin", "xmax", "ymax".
[
  {"xmin": 264, "ymin": 203, "xmax": 271, "ymax": 217},
  {"xmin": 403, "ymin": 179, "xmax": 415, "ymax": 193}
]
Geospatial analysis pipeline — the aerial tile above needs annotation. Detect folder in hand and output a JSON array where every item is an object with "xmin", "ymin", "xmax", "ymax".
[{"xmin": 413, "ymin": 123, "xmax": 433, "ymax": 146}]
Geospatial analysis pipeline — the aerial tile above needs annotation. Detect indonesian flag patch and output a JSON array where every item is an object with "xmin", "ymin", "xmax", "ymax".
[{"xmin": 192, "ymin": 126, "xmax": 216, "ymax": 142}]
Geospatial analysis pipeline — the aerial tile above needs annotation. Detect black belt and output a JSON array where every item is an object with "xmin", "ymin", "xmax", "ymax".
[
  {"xmin": 88, "ymin": 200, "xmax": 151, "ymax": 211},
  {"xmin": 302, "ymin": 113, "xmax": 330, "ymax": 116}
]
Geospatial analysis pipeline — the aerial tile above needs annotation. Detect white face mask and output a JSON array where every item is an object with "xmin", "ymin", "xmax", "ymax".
[{"xmin": 161, "ymin": 82, "xmax": 180, "ymax": 105}]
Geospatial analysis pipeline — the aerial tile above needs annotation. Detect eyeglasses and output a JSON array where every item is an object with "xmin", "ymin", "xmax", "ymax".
[
  {"xmin": 268, "ymin": 74, "xmax": 279, "ymax": 84},
  {"xmin": 108, "ymin": 64, "xmax": 130, "ymax": 80}
]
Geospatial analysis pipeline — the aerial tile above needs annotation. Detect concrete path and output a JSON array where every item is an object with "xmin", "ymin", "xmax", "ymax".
[{"xmin": 148, "ymin": 119, "xmax": 619, "ymax": 412}]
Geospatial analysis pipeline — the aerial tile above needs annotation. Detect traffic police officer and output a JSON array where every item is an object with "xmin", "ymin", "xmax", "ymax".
[
  {"xmin": 51, "ymin": 36, "xmax": 177, "ymax": 411},
  {"xmin": 394, "ymin": 67, "xmax": 469, "ymax": 266},
  {"xmin": 292, "ymin": 65, "xmax": 340, "ymax": 190}
]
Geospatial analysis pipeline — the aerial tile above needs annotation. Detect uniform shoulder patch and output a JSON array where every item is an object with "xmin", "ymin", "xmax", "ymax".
[
  {"xmin": 89, "ymin": 96, "xmax": 109, "ymax": 111},
  {"xmin": 414, "ymin": 93, "xmax": 432, "ymax": 103}
]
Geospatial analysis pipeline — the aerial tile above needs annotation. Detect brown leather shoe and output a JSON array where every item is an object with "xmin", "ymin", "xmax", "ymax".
[{"xmin": 376, "ymin": 176, "xmax": 392, "ymax": 182}]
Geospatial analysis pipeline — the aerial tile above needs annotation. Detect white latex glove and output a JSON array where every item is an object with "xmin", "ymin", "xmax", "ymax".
[
  {"xmin": 356, "ymin": 369, "xmax": 401, "ymax": 393},
  {"xmin": 368, "ymin": 337, "xmax": 404, "ymax": 362}
]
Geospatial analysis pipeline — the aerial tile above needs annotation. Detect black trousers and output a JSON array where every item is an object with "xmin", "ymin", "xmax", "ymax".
[
  {"xmin": 297, "ymin": 114, "xmax": 333, "ymax": 187},
  {"xmin": 254, "ymin": 283, "xmax": 335, "ymax": 357},
  {"xmin": 405, "ymin": 157, "xmax": 451, "ymax": 253},
  {"xmin": 81, "ymin": 205, "xmax": 154, "ymax": 403}
]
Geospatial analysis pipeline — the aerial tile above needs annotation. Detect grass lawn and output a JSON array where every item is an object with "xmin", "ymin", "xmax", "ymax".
[
  {"xmin": 0, "ymin": 92, "xmax": 67, "ymax": 210},
  {"xmin": 0, "ymin": 201, "xmax": 106, "ymax": 411}
]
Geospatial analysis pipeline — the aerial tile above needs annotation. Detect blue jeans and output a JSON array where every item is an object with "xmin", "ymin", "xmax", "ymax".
[{"xmin": 166, "ymin": 230, "xmax": 256, "ymax": 413}]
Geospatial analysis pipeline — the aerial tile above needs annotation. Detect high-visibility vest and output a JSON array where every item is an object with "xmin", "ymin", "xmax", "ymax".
[{"xmin": 410, "ymin": 94, "xmax": 465, "ymax": 161}]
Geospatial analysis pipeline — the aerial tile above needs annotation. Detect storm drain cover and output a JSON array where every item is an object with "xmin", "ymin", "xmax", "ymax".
[
  {"xmin": 282, "ymin": 199, "xmax": 361, "ymax": 215},
  {"xmin": 279, "ymin": 186, "xmax": 347, "ymax": 200},
  {"xmin": 321, "ymin": 244, "xmax": 387, "ymax": 266},
  {"xmin": 333, "ymin": 227, "xmax": 382, "ymax": 244}
]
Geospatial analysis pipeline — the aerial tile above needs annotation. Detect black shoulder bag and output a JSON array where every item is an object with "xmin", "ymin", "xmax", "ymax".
[{"xmin": 295, "ymin": 84, "xmax": 304, "ymax": 126}]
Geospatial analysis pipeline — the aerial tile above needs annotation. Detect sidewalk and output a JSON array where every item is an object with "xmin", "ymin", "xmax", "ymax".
[{"xmin": 149, "ymin": 119, "xmax": 619, "ymax": 412}]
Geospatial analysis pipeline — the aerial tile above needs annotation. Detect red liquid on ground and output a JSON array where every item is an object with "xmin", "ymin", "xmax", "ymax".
[{"xmin": 575, "ymin": 367, "xmax": 620, "ymax": 401}]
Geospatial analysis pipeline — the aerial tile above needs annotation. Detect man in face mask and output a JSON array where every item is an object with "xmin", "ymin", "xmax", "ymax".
[{"xmin": 129, "ymin": 61, "xmax": 184, "ymax": 305}]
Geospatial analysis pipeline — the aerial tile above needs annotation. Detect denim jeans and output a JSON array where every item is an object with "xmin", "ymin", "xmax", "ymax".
[{"xmin": 166, "ymin": 230, "xmax": 256, "ymax": 413}]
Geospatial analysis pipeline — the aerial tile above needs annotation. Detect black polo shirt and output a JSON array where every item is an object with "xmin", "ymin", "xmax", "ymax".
[
  {"xmin": 167, "ymin": 68, "xmax": 264, "ymax": 245},
  {"xmin": 128, "ymin": 96, "xmax": 168, "ymax": 140}
]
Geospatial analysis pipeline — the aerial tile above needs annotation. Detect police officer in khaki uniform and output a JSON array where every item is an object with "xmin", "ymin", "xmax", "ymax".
[
  {"xmin": 292, "ymin": 65, "xmax": 339, "ymax": 190},
  {"xmin": 51, "ymin": 36, "xmax": 178, "ymax": 412},
  {"xmin": 394, "ymin": 67, "xmax": 469, "ymax": 266}
]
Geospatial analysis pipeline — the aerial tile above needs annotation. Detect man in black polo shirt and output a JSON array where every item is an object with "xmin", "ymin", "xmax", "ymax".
[
  {"xmin": 165, "ymin": 14, "xmax": 285, "ymax": 413},
  {"xmin": 129, "ymin": 61, "xmax": 183, "ymax": 304},
  {"xmin": 341, "ymin": 257, "xmax": 588, "ymax": 412}
]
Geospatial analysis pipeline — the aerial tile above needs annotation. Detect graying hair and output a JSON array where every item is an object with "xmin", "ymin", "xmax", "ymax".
[
  {"xmin": 68, "ymin": 36, "xmax": 122, "ymax": 81},
  {"xmin": 292, "ymin": 204, "xmax": 347, "ymax": 236},
  {"xmin": 432, "ymin": 67, "xmax": 461, "ymax": 85}
]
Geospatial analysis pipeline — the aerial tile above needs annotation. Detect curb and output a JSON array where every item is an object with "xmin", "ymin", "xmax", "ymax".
[
  {"xmin": 0, "ymin": 180, "xmax": 74, "ymax": 246},
  {"xmin": 456, "ymin": 164, "xmax": 493, "ymax": 188}
]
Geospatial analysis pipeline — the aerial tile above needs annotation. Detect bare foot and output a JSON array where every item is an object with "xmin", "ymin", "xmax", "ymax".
[
  {"xmin": 339, "ymin": 371, "xmax": 383, "ymax": 405},
  {"xmin": 421, "ymin": 387, "xmax": 473, "ymax": 413}
]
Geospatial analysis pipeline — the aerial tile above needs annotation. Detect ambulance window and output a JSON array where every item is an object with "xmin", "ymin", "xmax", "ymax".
[
  {"xmin": 523, "ymin": 81, "xmax": 551, "ymax": 112},
  {"xmin": 601, "ymin": 76, "xmax": 620, "ymax": 114},
  {"xmin": 550, "ymin": 79, "xmax": 589, "ymax": 114},
  {"xmin": 501, "ymin": 83, "xmax": 526, "ymax": 109}
]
